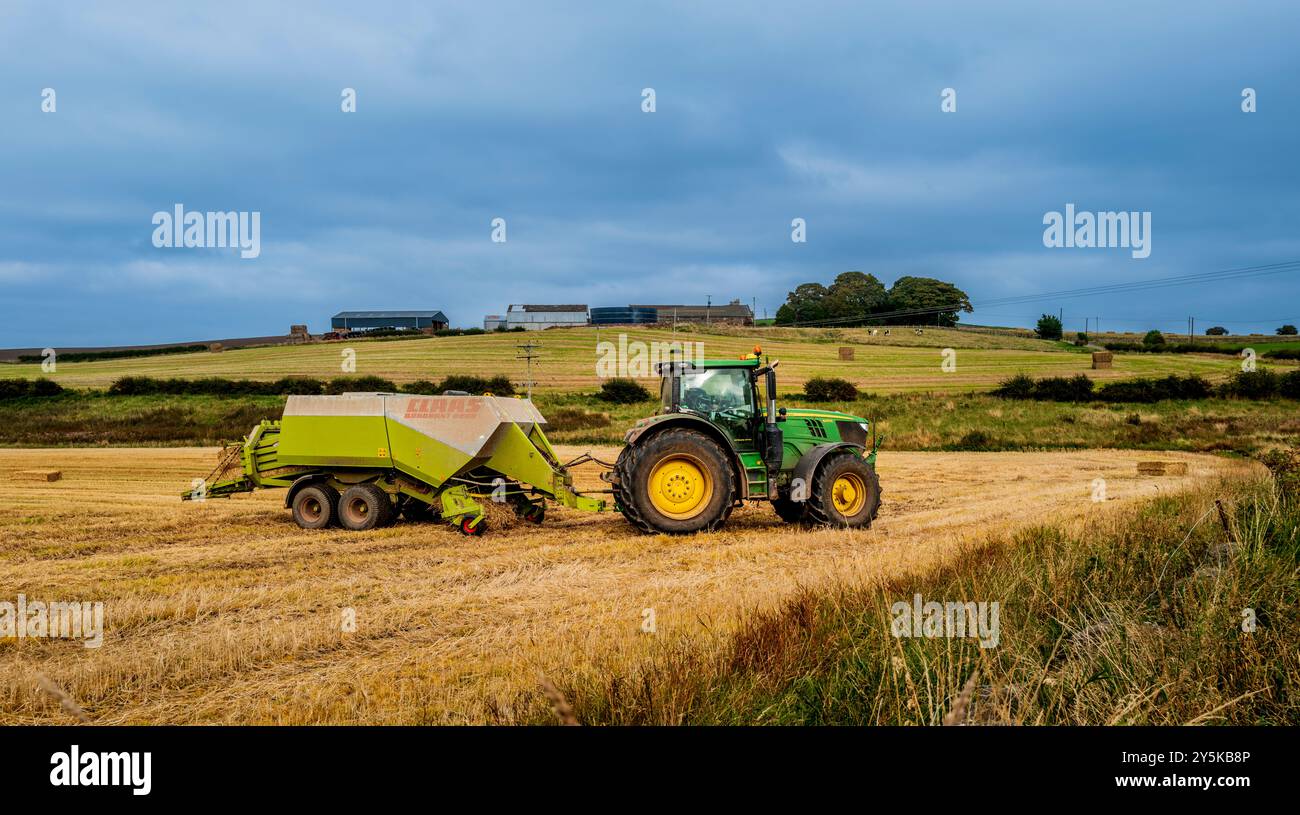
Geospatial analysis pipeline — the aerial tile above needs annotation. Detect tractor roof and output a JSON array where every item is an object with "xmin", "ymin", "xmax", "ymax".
[{"xmin": 697, "ymin": 357, "xmax": 761, "ymax": 369}]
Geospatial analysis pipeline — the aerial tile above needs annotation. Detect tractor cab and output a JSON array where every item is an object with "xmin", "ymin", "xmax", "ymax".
[{"xmin": 656, "ymin": 348, "xmax": 783, "ymax": 472}]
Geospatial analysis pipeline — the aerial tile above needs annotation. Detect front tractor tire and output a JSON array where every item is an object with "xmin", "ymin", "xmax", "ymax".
[
  {"xmin": 806, "ymin": 451, "xmax": 881, "ymax": 529},
  {"xmin": 291, "ymin": 484, "xmax": 339, "ymax": 530},
  {"xmin": 615, "ymin": 428, "xmax": 735, "ymax": 535}
]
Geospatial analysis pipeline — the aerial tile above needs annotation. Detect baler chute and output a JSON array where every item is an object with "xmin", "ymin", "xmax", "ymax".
[{"xmin": 184, "ymin": 393, "xmax": 606, "ymax": 535}]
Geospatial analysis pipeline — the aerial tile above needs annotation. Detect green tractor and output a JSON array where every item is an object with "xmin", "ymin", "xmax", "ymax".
[{"xmin": 608, "ymin": 347, "xmax": 882, "ymax": 534}]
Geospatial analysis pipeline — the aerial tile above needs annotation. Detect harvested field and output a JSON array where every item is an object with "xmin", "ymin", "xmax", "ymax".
[{"xmin": 0, "ymin": 446, "xmax": 1257, "ymax": 724}]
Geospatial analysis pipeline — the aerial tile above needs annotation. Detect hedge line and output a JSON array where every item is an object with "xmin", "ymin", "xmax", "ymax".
[
  {"xmin": 0, "ymin": 378, "xmax": 65, "ymax": 399},
  {"xmin": 1103, "ymin": 341, "xmax": 1300, "ymax": 359},
  {"xmin": 16, "ymin": 344, "xmax": 212, "ymax": 364},
  {"xmin": 0, "ymin": 375, "xmax": 517, "ymax": 399},
  {"xmin": 108, "ymin": 374, "xmax": 516, "ymax": 397},
  {"xmin": 994, "ymin": 371, "xmax": 1300, "ymax": 403}
]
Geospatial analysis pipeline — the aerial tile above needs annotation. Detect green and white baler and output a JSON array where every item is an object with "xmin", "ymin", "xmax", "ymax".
[{"xmin": 183, "ymin": 392, "xmax": 606, "ymax": 535}]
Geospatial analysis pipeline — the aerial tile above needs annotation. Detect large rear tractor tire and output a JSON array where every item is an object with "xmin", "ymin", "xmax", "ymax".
[
  {"xmin": 338, "ymin": 484, "xmax": 394, "ymax": 531},
  {"xmin": 805, "ymin": 451, "xmax": 881, "ymax": 529},
  {"xmin": 615, "ymin": 428, "xmax": 735, "ymax": 534},
  {"xmin": 291, "ymin": 484, "xmax": 338, "ymax": 530}
]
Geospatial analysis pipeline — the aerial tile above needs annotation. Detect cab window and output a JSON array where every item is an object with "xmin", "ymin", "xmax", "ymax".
[{"xmin": 679, "ymin": 368, "xmax": 753, "ymax": 415}]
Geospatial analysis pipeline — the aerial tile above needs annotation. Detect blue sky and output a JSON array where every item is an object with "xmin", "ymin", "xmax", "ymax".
[{"xmin": 2, "ymin": 1, "xmax": 1298, "ymax": 346}]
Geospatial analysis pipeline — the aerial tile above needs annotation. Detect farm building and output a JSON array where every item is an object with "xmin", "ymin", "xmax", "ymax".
[
  {"xmin": 590, "ymin": 306, "xmax": 658, "ymax": 325},
  {"xmin": 630, "ymin": 300, "xmax": 754, "ymax": 326},
  {"xmin": 483, "ymin": 314, "xmax": 506, "ymax": 331},
  {"xmin": 505, "ymin": 304, "xmax": 589, "ymax": 330},
  {"xmin": 331, "ymin": 310, "xmax": 449, "ymax": 332}
]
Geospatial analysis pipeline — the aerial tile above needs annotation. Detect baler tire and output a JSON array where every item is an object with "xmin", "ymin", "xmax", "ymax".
[
  {"xmin": 616, "ymin": 428, "xmax": 734, "ymax": 535},
  {"xmin": 338, "ymin": 484, "xmax": 391, "ymax": 531},
  {"xmin": 805, "ymin": 451, "xmax": 881, "ymax": 529},
  {"xmin": 291, "ymin": 484, "xmax": 338, "ymax": 530},
  {"xmin": 460, "ymin": 517, "xmax": 487, "ymax": 536}
]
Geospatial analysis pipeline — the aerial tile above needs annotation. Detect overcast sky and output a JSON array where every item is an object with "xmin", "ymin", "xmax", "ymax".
[{"xmin": 2, "ymin": 1, "xmax": 1298, "ymax": 346}]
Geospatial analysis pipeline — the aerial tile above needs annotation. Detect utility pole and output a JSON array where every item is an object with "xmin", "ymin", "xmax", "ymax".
[
  {"xmin": 1189, "ymin": 316, "xmax": 1195, "ymax": 343},
  {"xmin": 706, "ymin": 294, "xmax": 712, "ymax": 324},
  {"xmin": 516, "ymin": 340, "xmax": 541, "ymax": 401}
]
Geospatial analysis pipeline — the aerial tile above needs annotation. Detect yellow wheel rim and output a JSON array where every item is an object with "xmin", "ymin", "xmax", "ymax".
[
  {"xmin": 648, "ymin": 454, "xmax": 713, "ymax": 520},
  {"xmin": 831, "ymin": 473, "xmax": 867, "ymax": 516}
]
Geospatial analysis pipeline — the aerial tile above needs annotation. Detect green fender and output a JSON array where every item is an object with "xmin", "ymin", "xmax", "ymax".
[{"xmin": 790, "ymin": 442, "xmax": 868, "ymax": 503}]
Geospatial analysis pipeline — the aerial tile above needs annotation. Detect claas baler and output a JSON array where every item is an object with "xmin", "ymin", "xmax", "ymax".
[{"xmin": 183, "ymin": 392, "xmax": 606, "ymax": 535}]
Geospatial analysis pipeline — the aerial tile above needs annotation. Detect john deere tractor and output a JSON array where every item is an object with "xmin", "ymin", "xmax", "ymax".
[{"xmin": 609, "ymin": 348, "xmax": 882, "ymax": 534}]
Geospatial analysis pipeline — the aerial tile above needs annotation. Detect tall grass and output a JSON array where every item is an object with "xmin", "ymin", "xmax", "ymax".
[{"xmin": 537, "ymin": 459, "xmax": 1299, "ymax": 725}]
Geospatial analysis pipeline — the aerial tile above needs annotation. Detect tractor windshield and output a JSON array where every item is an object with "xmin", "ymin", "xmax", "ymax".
[{"xmin": 677, "ymin": 367, "xmax": 754, "ymax": 416}]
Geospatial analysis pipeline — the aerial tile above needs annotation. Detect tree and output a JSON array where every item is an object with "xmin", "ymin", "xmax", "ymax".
[
  {"xmin": 1035, "ymin": 314, "xmax": 1063, "ymax": 340},
  {"xmin": 825, "ymin": 271, "xmax": 888, "ymax": 322},
  {"xmin": 1143, "ymin": 329, "xmax": 1165, "ymax": 347},
  {"xmin": 1277, "ymin": 324, "xmax": 1298, "ymax": 336},
  {"xmin": 774, "ymin": 283, "xmax": 830, "ymax": 325},
  {"xmin": 1205, "ymin": 326, "xmax": 1228, "ymax": 336},
  {"xmin": 884, "ymin": 276, "xmax": 973, "ymax": 327}
]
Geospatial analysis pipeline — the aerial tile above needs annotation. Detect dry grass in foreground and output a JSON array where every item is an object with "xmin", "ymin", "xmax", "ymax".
[
  {"xmin": 0, "ymin": 446, "xmax": 1258, "ymax": 724},
  {"xmin": 540, "ymin": 469, "xmax": 1299, "ymax": 725}
]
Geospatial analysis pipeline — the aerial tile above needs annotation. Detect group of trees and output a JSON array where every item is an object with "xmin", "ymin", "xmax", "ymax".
[{"xmin": 774, "ymin": 272, "xmax": 973, "ymax": 327}]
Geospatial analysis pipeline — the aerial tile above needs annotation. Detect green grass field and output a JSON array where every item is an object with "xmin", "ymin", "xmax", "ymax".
[{"xmin": 3, "ymin": 325, "xmax": 1289, "ymax": 394}]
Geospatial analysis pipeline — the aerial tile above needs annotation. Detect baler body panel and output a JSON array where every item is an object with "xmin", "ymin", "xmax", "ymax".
[{"xmin": 277, "ymin": 395, "xmax": 392, "ymax": 469}]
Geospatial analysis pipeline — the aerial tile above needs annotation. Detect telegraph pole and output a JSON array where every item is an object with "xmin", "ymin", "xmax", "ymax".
[
  {"xmin": 706, "ymin": 294, "xmax": 712, "ymax": 324},
  {"xmin": 516, "ymin": 340, "xmax": 541, "ymax": 400}
]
